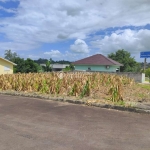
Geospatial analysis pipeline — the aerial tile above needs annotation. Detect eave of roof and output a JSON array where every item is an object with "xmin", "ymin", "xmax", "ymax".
[
  {"xmin": 0, "ymin": 57, "xmax": 17, "ymax": 66},
  {"xmin": 72, "ymin": 54, "xmax": 123, "ymax": 66}
]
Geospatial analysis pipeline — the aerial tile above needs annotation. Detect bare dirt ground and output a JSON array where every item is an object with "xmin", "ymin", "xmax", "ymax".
[
  {"xmin": 86, "ymin": 82, "xmax": 150, "ymax": 105},
  {"xmin": 123, "ymin": 83, "xmax": 150, "ymax": 102},
  {"xmin": 0, "ymin": 94, "xmax": 150, "ymax": 150}
]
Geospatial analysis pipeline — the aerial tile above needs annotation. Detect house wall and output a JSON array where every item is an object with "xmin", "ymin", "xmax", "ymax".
[
  {"xmin": 74, "ymin": 65, "xmax": 119, "ymax": 72},
  {"xmin": 0, "ymin": 59, "xmax": 13, "ymax": 74}
]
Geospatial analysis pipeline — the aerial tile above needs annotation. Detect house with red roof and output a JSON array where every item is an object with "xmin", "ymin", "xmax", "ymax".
[{"xmin": 72, "ymin": 54, "xmax": 123, "ymax": 72}]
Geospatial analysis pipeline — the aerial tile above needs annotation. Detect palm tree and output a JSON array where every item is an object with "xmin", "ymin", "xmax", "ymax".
[{"xmin": 42, "ymin": 60, "xmax": 52, "ymax": 72}]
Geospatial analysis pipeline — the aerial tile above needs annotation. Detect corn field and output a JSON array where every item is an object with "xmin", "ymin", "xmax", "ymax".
[{"xmin": 0, "ymin": 72, "xmax": 134, "ymax": 102}]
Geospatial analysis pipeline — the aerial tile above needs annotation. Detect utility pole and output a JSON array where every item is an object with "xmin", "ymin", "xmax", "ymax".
[{"xmin": 144, "ymin": 58, "xmax": 146, "ymax": 71}]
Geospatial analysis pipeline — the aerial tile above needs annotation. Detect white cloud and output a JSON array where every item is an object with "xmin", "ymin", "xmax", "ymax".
[
  {"xmin": 2, "ymin": 0, "xmax": 18, "ymax": 1},
  {"xmin": 0, "ymin": 41, "xmax": 40, "ymax": 51},
  {"xmin": 0, "ymin": 0, "xmax": 150, "ymax": 54},
  {"xmin": 91, "ymin": 29, "xmax": 150, "ymax": 55},
  {"xmin": 0, "ymin": 0, "xmax": 16, "ymax": 2},
  {"xmin": 70, "ymin": 39, "xmax": 89, "ymax": 53},
  {"xmin": 64, "ymin": 51, "xmax": 89, "ymax": 60},
  {"xmin": 44, "ymin": 50, "xmax": 61, "ymax": 58},
  {"xmin": 42, "ymin": 50, "xmax": 90, "ymax": 61},
  {"xmin": 0, "ymin": 6, "xmax": 17, "ymax": 13},
  {"xmin": 28, "ymin": 54, "xmax": 39, "ymax": 59}
]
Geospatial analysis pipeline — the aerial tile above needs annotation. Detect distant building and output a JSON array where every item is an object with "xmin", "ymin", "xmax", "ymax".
[
  {"xmin": 0, "ymin": 57, "xmax": 17, "ymax": 74},
  {"xmin": 72, "ymin": 54, "xmax": 123, "ymax": 72},
  {"xmin": 40, "ymin": 63, "xmax": 70, "ymax": 71},
  {"xmin": 51, "ymin": 64, "xmax": 70, "ymax": 71}
]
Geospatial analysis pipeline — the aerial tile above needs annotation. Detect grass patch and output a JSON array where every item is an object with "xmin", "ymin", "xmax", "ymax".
[
  {"xmin": 114, "ymin": 100, "xmax": 126, "ymax": 106},
  {"xmin": 145, "ymin": 77, "xmax": 150, "ymax": 82},
  {"xmin": 138, "ymin": 84, "xmax": 150, "ymax": 90}
]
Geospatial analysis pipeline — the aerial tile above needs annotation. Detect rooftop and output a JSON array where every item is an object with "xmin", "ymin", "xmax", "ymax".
[
  {"xmin": 0, "ymin": 57, "xmax": 17, "ymax": 66},
  {"xmin": 73, "ymin": 54, "xmax": 123, "ymax": 66}
]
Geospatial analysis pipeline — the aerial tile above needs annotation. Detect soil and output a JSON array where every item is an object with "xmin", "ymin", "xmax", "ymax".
[{"xmin": 0, "ymin": 83, "xmax": 150, "ymax": 108}]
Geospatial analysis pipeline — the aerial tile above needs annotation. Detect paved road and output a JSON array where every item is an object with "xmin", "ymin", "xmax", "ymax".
[{"xmin": 0, "ymin": 94, "xmax": 150, "ymax": 150}]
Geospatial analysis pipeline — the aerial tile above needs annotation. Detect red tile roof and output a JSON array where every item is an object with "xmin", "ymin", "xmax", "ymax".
[{"xmin": 73, "ymin": 54, "xmax": 123, "ymax": 66}]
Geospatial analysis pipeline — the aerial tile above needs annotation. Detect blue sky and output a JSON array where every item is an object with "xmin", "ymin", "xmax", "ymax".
[{"xmin": 0, "ymin": 0, "xmax": 150, "ymax": 62}]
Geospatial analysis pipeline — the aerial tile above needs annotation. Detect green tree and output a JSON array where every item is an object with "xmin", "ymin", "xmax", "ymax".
[
  {"xmin": 54, "ymin": 60, "xmax": 71, "ymax": 64},
  {"xmin": 13, "ymin": 57, "xmax": 41, "ymax": 73},
  {"xmin": 145, "ymin": 68, "xmax": 150, "ymax": 82},
  {"xmin": 12, "ymin": 57, "xmax": 26, "ymax": 73},
  {"xmin": 4, "ymin": 50, "xmax": 18, "ymax": 61},
  {"xmin": 42, "ymin": 60, "xmax": 52, "ymax": 72},
  {"xmin": 4, "ymin": 50, "xmax": 42, "ymax": 73},
  {"xmin": 36, "ymin": 64, "xmax": 43, "ymax": 72},
  {"xmin": 69, "ymin": 64, "xmax": 75, "ymax": 71},
  {"xmin": 34, "ymin": 58, "xmax": 48, "ymax": 64},
  {"xmin": 63, "ymin": 64, "xmax": 75, "ymax": 71},
  {"xmin": 24, "ymin": 58, "xmax": 40, "ymax": 73},
  {"xmin": 108, "ymin": 49, "xmax": 138, "ymax": 72}
]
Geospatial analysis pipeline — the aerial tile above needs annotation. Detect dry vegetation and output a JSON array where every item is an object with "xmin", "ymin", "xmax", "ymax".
[
  {"xmin": 0, "ymin": 72, "xmax": 150, "ymax": 106},
  {"xmin": 123, "ymin": 84, "xmax": 150, "ymax": 103},
  {"xmin": 0, "ymin": 72, "xmax": 141, "ymax": 103}
]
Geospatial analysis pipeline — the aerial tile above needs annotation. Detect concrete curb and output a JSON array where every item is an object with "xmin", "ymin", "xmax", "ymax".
[{"xmin": 0, "ymin": 91, "xmax": 150, "ymax": 114}]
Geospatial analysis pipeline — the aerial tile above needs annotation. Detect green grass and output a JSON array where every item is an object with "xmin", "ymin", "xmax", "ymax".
[
  {"xmin": 145, "ymin": 77, "xmax": 150, "ymax": 82},
  {"xmin": 114, "ymin": 100, "xmax": 126, "ymax": 106},
  {"xmin": 138, "ymin": 93, "xmax": 146, "ymax": 98},
  {"xmin": 138, "ymin": 84, "xmax": 150, "ymax": 90}
]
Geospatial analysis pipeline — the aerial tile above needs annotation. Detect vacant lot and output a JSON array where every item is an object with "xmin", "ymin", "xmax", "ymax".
[
  {"xmin": 0, "ymin": 94, "xmax": 150, "ymax": 150},
  {"xmin": 1, "ymin": 72, "xmax": 150, "ymax": 107}
]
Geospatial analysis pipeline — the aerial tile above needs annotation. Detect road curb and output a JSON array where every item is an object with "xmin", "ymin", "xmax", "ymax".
[{"xmin": 0, "ymin": 91, "xmax": 150, "ymax": 114}]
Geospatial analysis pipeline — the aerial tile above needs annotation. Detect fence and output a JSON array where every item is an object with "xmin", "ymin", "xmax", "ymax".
[
  {"xmin": 117, "ymin": 72, "xmax": 145, "ymax": 83},
  {"xmin": 71, "ymin": 71, "xmax": 145, "ymax": 83}
]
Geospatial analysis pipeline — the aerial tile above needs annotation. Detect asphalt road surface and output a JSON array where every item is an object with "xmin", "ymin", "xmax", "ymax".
[{"xmin": 0, "ymin": 94, "xmax": 150, "ymax": 150}]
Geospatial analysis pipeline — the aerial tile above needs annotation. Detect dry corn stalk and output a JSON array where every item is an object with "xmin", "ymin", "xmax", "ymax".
[{"xmin": 0, "ymin": 72, "xmax": 134, "ymax": 102}]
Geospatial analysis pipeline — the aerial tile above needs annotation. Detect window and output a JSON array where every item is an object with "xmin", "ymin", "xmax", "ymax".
[
  {"xmin": 106, "ymin": 65, "xmax": 110, "ymax": 69},
  {"xmin": 88, "ymin": 67, "xmax": 91, "ymax": 71},
  {"xmin": 4, "ymin": 66, "xmax": 10, "ymax": 71}
]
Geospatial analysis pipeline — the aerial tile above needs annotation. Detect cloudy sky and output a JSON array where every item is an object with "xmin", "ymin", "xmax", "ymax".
[{"xmin": 0, "ymin": 0, "xmax": 150, "ymax": 62}]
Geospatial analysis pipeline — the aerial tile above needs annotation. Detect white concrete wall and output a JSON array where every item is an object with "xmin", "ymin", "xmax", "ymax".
[
  {"xmin": 73, "ymin": 71, "xmax": 145, "ymax": 83},
  {"xmin": 117, "ymin": 72, "xmax": 145, "ymax": 83}
]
